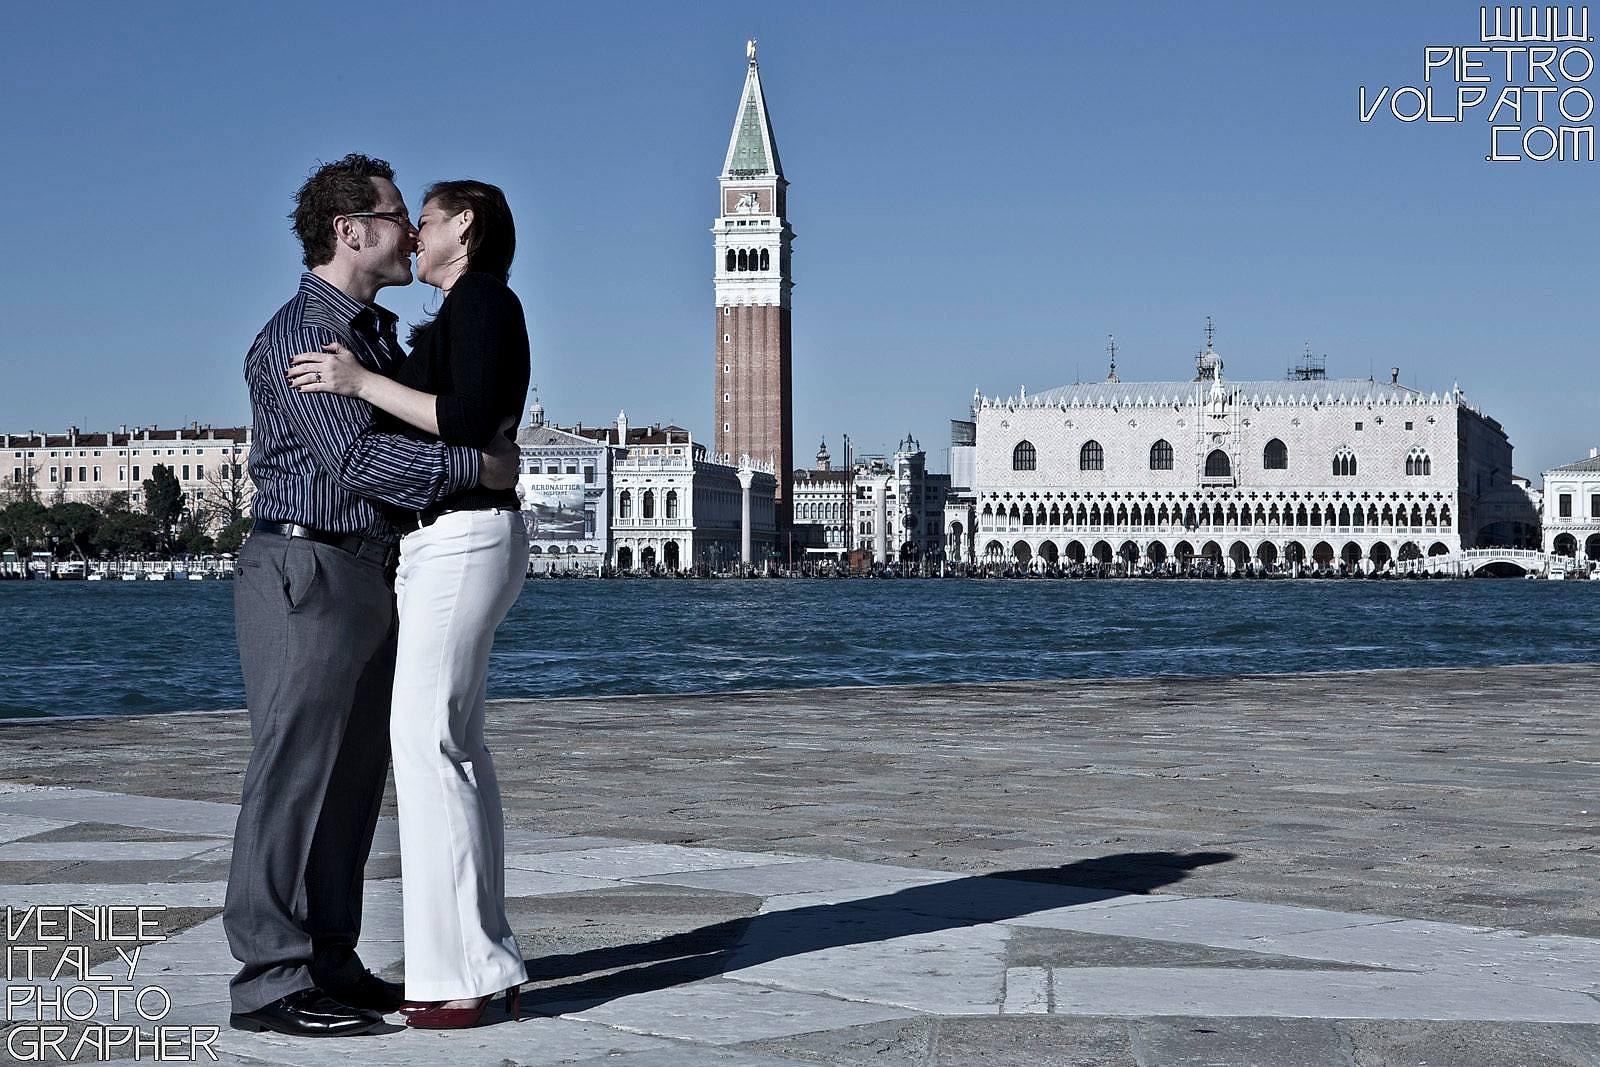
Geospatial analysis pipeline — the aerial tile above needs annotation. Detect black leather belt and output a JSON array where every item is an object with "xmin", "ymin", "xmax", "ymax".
[
  {"xmin": 393, "ymin": 504, "xmax": 494, "ymax": 537},
  {"xmin": 251, "ymin": 519, "xmax": 398, "ymax": 569}
]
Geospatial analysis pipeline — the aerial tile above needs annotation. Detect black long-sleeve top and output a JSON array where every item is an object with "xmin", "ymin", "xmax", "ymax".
[{"xmin": 378, "ymin": 271, "xmax": 530, "ymax": 517}]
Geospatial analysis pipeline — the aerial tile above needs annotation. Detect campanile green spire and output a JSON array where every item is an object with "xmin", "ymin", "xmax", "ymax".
[{"xmin": 721, "ymin": 39, "xmax": 784, "ymax": 180}]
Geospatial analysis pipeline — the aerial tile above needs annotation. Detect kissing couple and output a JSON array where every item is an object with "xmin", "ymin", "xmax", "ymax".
[{"xmin": 225, "ymin": 153, "xmax": 532, "ymax": 1035}]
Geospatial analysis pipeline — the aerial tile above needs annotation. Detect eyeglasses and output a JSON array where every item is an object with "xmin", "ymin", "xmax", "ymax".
[{"xmin": 343, "ymin": 211, "xmax": 417, "ymax": 232}]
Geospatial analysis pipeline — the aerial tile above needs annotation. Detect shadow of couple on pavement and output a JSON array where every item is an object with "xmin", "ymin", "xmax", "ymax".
[{"xmin": 522, "ymin": 848, "xmax": 1235, "ymax": 1016}]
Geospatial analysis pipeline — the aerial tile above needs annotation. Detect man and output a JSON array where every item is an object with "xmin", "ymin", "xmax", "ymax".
[{"xmin": 225, "ymin": 154, "xmax": 521, "ymax": 1037}]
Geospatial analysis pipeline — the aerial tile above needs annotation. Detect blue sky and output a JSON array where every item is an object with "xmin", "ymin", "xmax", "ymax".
[{"xmin": 0, "ymin": 1, "xmax": 1594, "ymax": 476}]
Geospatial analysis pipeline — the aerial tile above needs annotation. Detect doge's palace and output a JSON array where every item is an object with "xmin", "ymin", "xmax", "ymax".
[{"xmin": 948, "ymin": 330, "xmax": 1519, "ymax": 574}]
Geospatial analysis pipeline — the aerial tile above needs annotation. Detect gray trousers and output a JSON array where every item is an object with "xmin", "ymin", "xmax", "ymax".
[{"xmin": 224, "ymin": 532, "xmax": 396, "ymax": 1013}]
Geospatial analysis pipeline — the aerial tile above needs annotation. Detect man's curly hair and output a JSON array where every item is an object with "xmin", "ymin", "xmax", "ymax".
[{"xmin": 290, "ymin": 153, "xmax": 396, "ymax": 268}]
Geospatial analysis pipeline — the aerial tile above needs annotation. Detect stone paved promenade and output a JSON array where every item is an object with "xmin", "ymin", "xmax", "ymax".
[{"xmin": 1, "ymin": 664, "xmax": 1597, "ymax": 1065}]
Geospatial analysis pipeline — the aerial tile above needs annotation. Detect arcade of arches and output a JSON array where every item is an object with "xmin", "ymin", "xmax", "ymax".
[
  {"xmin": 953, "ymin": 488, "xmax": 1459, "ymax": 571},
  {"xmin": 612, "ymin": 539, "xmax": 689, "ymax": 572},
  {"xmin": 1552, "ymin": 532, "xmax": 1600, "ymax": 560}
]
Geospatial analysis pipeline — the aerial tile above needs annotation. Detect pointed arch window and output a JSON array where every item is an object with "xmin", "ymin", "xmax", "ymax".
[
  {"xmin": 1263, "ymin": 438, "xmax": 1288, "ymax": 469},
  {"xmin": 1012, "ymin": 440, "xmax": 1036, "ymax": 471},
  {"xmin": 1405, "ymin": 447, "xmax": 1432, "ymax": 476},
  {"xmin": 1333, "ymin": 448, "xmax": 1357, "ymax": 477},
  {"xmin": 1149, "ymin": 439, "xmax": 1174, "ymax": 470},
  {"xmin": 1204, "ymin": 449, "xmax": 1232, "ymax": 478},
  {"xmin": 1079, "ymin": 440, "xmax": 1104, "ymax": 471}
]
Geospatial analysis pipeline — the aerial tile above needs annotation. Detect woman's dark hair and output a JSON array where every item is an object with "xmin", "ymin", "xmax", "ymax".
[
  {"xmin": 424, "ymin": 179, "xmax": 516, "ymax": 281},
  {"xmin": 290, "ymin": 153, "xmax": 395, "ymax": 268},
  {"xmin": 408, "ymin": 179, "xmax": 516, "ymax": 345}
]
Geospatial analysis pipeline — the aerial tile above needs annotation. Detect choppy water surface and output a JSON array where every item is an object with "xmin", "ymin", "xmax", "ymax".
[{"xmin": 1, "ymin": 579, "xmax": 1596, "ymax": 718}]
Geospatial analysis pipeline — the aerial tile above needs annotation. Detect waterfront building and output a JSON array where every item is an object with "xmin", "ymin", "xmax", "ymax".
[
  {"xmin": 2, "ymin": 424, "xmax": 252, "ymax": 532},
  {"xmin": 713, "ymin": 40, "xmax": 794, "ymax": 530},
  {"xmin": 569, "ymin": 412, "xmax": 776, "ymax": 572},
  {"xmin": 792, "ymin": 439, "xmax": 853, "ymax": 557},
  {"xmin": 949, "ymin": 329, "xmax": 1525, "ymax": 573},
  {"xmin": 854, "ymin": 435, "xmax": 951, "ymax": 565},
  {"xmin": 515, "ymin": 393, "xmax": 610, "ymax": 572},
  {"xmin": 1542, "ymin": 447, "xmax": 1600, "ymax": 563}
]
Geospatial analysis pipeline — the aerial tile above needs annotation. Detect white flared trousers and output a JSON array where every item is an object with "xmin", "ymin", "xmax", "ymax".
[{"xmin": 391, "ymin": 508, "xmax": 528, "ymax": 1001}]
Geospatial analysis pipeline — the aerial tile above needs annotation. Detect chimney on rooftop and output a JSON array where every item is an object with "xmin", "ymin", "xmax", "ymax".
[{"xmin": 1390, "ymin": 367, "xmax": 1400, "ymax": 385}]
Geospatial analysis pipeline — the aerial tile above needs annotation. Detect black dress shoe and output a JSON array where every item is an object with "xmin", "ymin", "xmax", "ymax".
[
  {"xmin": 322, "ymin": 969, "xmax": 405, "ymax": 1013},
  {"xmin": 229, "ymin": 989, "xmax": 382, "ymax": 1037}
]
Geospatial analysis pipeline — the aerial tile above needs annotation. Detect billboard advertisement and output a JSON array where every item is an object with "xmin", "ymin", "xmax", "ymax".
[{"xmin": 523, "ymin": 474, "xmax": 587, "ymax": 539}]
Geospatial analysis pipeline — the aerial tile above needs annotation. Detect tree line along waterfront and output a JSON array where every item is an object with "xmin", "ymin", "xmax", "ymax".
[{"xmin": 0, "ymin": 463, "xmax": 251, "ymax": 576}]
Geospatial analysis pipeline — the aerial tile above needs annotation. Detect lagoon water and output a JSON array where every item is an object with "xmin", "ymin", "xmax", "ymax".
[{"xmin": 1, "ymin": 579, "xmax": 1596, "ymax": 719}]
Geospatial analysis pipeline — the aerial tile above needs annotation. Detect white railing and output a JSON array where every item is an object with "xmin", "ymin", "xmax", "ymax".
[{"xmin": 1393, "ymin": 547, "xmax": 1552, "ymax": 575}]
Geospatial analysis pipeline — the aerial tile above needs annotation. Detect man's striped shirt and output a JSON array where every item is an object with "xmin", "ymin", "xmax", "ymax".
[{"xmin": 244, "ymin": 272, "xmax": 479, "ymax": 541}]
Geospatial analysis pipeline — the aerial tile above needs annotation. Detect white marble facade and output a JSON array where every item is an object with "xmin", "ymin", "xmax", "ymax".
[
  {"xmin": 1542, "ymin": 449, "xmax": 1600, "ymax": 563},
  {"xmin": 950, "ymin": 346, "xmax": 1519, "ymax": 573},
  {"xmin": 854, "ymin": 436, "xmax": 951, "ymax": 565},
  {"xmin": 601, "ymin": 416, "xmax": 776, "ymax": 573}
]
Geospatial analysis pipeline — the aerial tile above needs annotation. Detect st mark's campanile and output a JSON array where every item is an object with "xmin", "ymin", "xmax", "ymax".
[{"xmin": 713, "ymin": 40, "xmax": 794, "ymax": 530}]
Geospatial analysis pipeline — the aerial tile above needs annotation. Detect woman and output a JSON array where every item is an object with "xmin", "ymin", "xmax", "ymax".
[{"xmin": 286, "ymin": 180, "xmax": 529, "ymax": 1029}]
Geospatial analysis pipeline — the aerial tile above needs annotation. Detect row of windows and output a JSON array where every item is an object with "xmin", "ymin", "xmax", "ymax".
[
  {"xmin": 1012, "ymin": 438, "xmax": 1433, "ymax": 476},
  {"xmin": 617, "ymin": 489, "xmax": 681, "ymax": 520},
  {"xmin": 724, "ymin": 248, "xmax": 771, "ymax": 272},
  {"xmin": 9, "ymin": 446, "xmax": 243, "ymax": 459},
  {"xmin": 14, "ymin": 463, "xmax": 239, "ymax": 484},
  {"xmin": 1555, "ymin": 493, "xmax": 1600, "ymax": 519},
  {"xmin": 796, "ymin": 501, "xmax": 848, "ymax": 520},
  {"xmin": 980, "ymin": 500, "xmax": 1453, "ymax": 531},
  {"xmin": 526, "ymin": 461, "xmax": 597, "ymax": 484}
]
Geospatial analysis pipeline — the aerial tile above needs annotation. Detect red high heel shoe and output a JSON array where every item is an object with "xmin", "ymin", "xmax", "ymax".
[{"xmin": 404, "ymin": 986, "xmax": 521, "ymax": 1029}]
